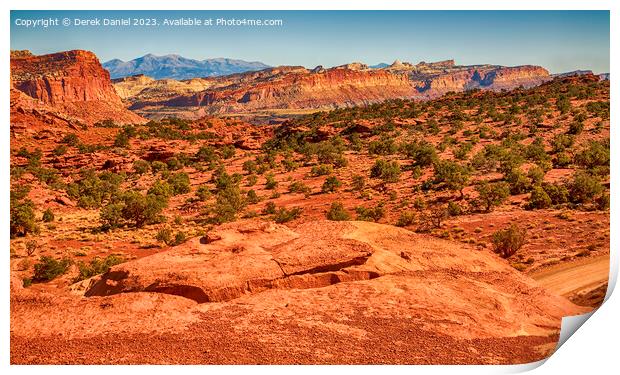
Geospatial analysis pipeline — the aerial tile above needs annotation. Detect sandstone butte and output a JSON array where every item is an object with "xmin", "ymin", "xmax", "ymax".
[
  {"xmin": 11, "ymin": 220, "xmax": 585, "ymax": 364},
  {"xmin": 10, "ymin": 49, "xmax": 146, "ymax": 135},
  {"xmin": 112, "ymin": 59, "xmax": 551, "ymax": 118}
]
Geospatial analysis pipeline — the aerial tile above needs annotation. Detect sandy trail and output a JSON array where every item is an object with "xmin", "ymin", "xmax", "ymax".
[{"xmin": 529, "ymin": 255, "xmax": 610, "ymax": 298}]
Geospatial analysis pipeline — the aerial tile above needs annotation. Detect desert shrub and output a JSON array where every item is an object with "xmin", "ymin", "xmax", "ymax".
[
  {"xmin": 476, "ymin": 181, "xmax": 510, "ymax": 212},
  {"xmin": 542, "ymin": 183, "xmax": 569, "ymax": 205},
  {"xmin": 368, "ymin": 137, "xmax": 398, "ymax": 155},
  {"xmin": 567, "ymin": 121, "xmax": 584, "ymax": 135},
  {"xmin": 289, "ymin": 181, "xmax": 311, "ymax": 196},
  {"xmin": 574, "ymin": 140, "xmax": 610, "ymax": 170},
  {"xmin": 262, "ymin": 201, "xmax": 277, "ymax": 215},
  {"xmin": 151, "ymin": 161, "xmax": 168, "ymax": 173},
  {"xmin": 322, "ymin": 176, "xmax": 342, "ymax": 193},
  {"xmin": 75, "ymin": 255, "xmax": 124, "ymax": 282},
  {"xmin": 148, "ymin": 180, "xmax": 174, "ymax": 199},
  {"xmin": 326, "ymin": 202, "xmax": 351, "ymax": 221},
  {"xmin": 167, "ymin": 172, "xmax": 191, "ymax": 195},
  {"xmin": 133, "ymin": 159, "xmax": 150, "ymax": 174},
  {"xmin": 42, "ymin": 208, "xmax": 54, "ymax": 222},
  {"xmin": 282, "ymin": 157, "xmax": 299, "ymax": 172},
  {"xmin": 551, "ymin": 134, "xmax": 575, "ymax": 154},
  {"xmin": 356, "ymin": 204, "xmax": 385, "ymax": 222},
  {"xmin": 370, "ymin": 159, "xmax": 401, "ymax": 183},
  {"xmin": 554, "ymin": 152, "xmax": 572, "ymax": 168},
  {"xmin": 242, "ymin": 160, "xmax": 258, "ymax": 174},
  {"xmin": 10, "ymin": 187, "xmax": 37, "ymax": 238},
  {"xmin": 66, "ymin": 170, "xmax": 124, "ymax": 209},
  {"xmin": 396, "ymin": 211, "xmax": 416, "ymax": 227},
  {"xmin": 25, "ymin": 240, "xmax": 38, "ymax": 256},
  {"xmin": 121, "ymin": 191, "xmax": 168, "ymax": 228},
  {"xmin": 99, "ymin": 202, "xmax": 124, "ymax": 230},
  {"xmin": 212, "ymin": 168, "xmax": 243, "ymax": 191},
  {"xmin": 195, "ymin": 185, "xmax": 212, "ymax": 202},
  {"xmin": 310, "ymin": 164, "xmax": 333, "ymax": 177},
  {"xmin": 52, "ymin": 145, "xmax": 68, "ymax": 156},
  {"xmin": 61, "ymin": 133, "xmax": 80, "ymax": 146},
  {"xmin": 504, "ymin": 169, "xmax": 531, "ymax": 195},
  {"xmin": 492, "ymin": 224, "xmax": 526, "ymax": 259},
  {"xmin": 273, "ymin": 207, "xmax": 302, "ymax": 223},
  {"xmin": 569, "ymin": 172, "xmax": 603, "ymax": 204},
  {"xmin": 166, "ymin": 157, "xmax": 183, "ymax": 171},
  {"xmin": 400, "ymin": 140, "xmax": 437, "ymax": 167},
  {"xmin": 527, "ymin": 166, "xmax": 545, "ymax": 186},
  {"xmin": 596, "ymin": 194, "xmax": 610, "ymax": 210},
  {"xmin": 246, "ymin": 189, "xmax": 260, "ymax": 204},
  {"xmin": 221, "ymin": 145, "xmax": 236, "ymax": 159},
  {"xmin": 447, "ymin": 201, "xmax": 463, "ymax": 216},
  {"xmin": 433, "ymin": 160, "xmax": 471, "ymax": 197},
  {"xmin": 316, "ymin": 142, "xmax": 348, "ymax": 167},
  {"xmin": 246, "ymin": 174, "xmax": 258, "ymax": 186},
  {"xmin": 265, "ymin": 173, "xmax": 278, "ymax": 190},
  {"xmin": 114, "ymin": 131, "xmax": 130, "ymax": 148},
  {"xmin": 32, "ymin": 256, "xmax": 72, "ymax": 282},
  {"xmin": 211, "ymin": 185, "xmax": 246, "ymax": 224},
  {"xmin": 195, "ymin": 146, "xmax": 219, "ymax": 163},
  {"xmin": 351, "ymin": 174, "xmax": 366, "ymax": 192},
  {"xmin": 527, "ymin": 186, "xmax": 552, "ymax": 209}
]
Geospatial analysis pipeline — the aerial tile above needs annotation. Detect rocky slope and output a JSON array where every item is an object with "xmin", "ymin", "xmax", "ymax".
[
  {"xmin": 12, "ymin": 220, "xmax": 584, "ymax": 364},
  {"xmin": 115, "ymin": 60, "xmax": 551, "ymax": 118},
  {"xmin": 103, "ymin": 54, "xmax": 270, "ymax": 80},
  {"xmin": 10, "ymin": 50, "xmax": 145, "ymax": 130}
]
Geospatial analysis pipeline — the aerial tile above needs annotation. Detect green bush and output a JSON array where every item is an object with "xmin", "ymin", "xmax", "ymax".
[
  {"xmin": 492, "ymin": 224, "xmax": 526, "ymax": 259},
  {"xmin": 310, "ymin": 164, "xmax": 333, "ymax": 177},
  {"xmin": 32, "ymin": 256, "xmax": 72, "ymax": 282},
  {"xmin": 11, "ymin": 195, "xmax": 37, "ymax": 238},
  {"xmin": 167, "ymin": 172, "xmax": 191, "ymax": 195},
  {"xmin": 221, "ymin": 145, "xmax": 236, "ymax": 159},
  {"xmin": 370, "ymin": 159, "xmax": 401, "ymax": 183},
  {"xmin": 569, "ymin": 172, "xmax": 603, "ymax": 204},
  {"xmin": 75, "ymin": 255, "xmax": 124, "ymax": 282},
  {"xmin": 504, "ymin": 169, "xmax": 531, "ymax": 195},
  {"xmin": 574, "ymin": 140, "xmax": 610, "ymax": 169},
  {"xmin": 262, "ymin": 201, "xmax": 277, "ymax": 215},
  {"xmin": 42, "ymin": 208, "xmax": 55, "ymax": 222},
  {"xmin": 326, "ymin": 202, "xmax": 351, "ymax": 221},
  {"xmin": 322, "ymin": 176, "xmax": 342, "ymax": 193},
  {"xmin": 433, "ymin": 160, "xmax": 471, "ymax": 197},
  {"xmin": 246, "ymin": 189, "xmax": 260, "ymax": 204},
  {"xmin": 396, "ymin": 211, "xmax": 416, "ymax": 227},
  {"xmin": 289, "ymin": 181, "xmax": 311, "ymax": 196},
  {"xmin": 211, "ymin": 185, "xmax": 246, "ymax": 224},
  {"xmin": 148, "ymin": 180, "xmax": 174, "ymax": 199},
  {"xmin": 527, "ymin": 186, "xmax": 552, "ymax": 209},
  {"xmin": 273, "ymin": 207, "xmax": 302, "ymax": 223},
  {"xmin": 195, "ymin": 185, "xmax": 212, "ymax": 202},
  {"xmin": 476, "ymin": 181, "xmax": 510, "ymax": 212},
  {"xmin": 542, "ymin": 183, "xmax": 569, "ymax": 205},
  {"xmin": 356, "ymin": 204, "xmax": 385, "ymax": 222},
  {"xmin": 265, "ymin": 173, "xmax": 278, "ymax": 190},
  {"xmin": 66, "ymin": 170, "xmax": 124, "ymax": 209},
  {"xmin": 133, "ymin": 159, "xmax": 151, "ymax": 174}
]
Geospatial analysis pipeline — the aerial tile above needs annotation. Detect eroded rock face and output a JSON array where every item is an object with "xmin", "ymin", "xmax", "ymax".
[
  {"xmin": 13, "ymin": 220, "xmax": 585, "ymax": 364},
  {"xmin": 74, "ymin": 220, "xmax": 581, "ymax": 337},
  {"xmin": 116, "ymin": 60, "xmax": 551, "ymax": 117},
  {"xmin": 10, "ymin": 50, "xmax": 145, "ymax": 127}
]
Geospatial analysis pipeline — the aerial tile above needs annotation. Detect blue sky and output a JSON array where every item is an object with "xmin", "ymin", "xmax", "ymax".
[{"xmin": 10, "ymin": 10, "xmax": 610, "ymax": 73}]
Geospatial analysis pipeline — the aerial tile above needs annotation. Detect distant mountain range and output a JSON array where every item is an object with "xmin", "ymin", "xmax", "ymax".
[{"xmin": 103, "ymin": 54, "xmax": 270, "ymax": 80}]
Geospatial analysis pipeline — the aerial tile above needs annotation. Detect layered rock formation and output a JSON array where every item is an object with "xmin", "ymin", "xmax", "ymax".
[
  {"xmin": 13, "ymin": 220, "xmax": 583, "ymax": 364},
  {"xmin": 115, "ymin": 59, "xmax": 551, "ymax": 118},
  {"xmin": 10, "ymin": 50, "xmax": 145, "ymax": 130}
]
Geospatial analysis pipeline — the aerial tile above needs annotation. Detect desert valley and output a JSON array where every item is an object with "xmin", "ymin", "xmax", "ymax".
[{"xmin": 9, "ymin": 48, "xmax": 610, "ymax": 364}]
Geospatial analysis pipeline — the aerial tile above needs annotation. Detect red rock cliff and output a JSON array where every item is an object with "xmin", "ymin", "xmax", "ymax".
[{"xmin": 11, "ymin": 50, "xmax": 145, "ymax": 127}]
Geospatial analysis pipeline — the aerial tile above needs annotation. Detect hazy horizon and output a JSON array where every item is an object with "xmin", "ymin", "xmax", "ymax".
[{"xmin": 11, "ymin": 10, "xmax": 610, "ymax": 74}]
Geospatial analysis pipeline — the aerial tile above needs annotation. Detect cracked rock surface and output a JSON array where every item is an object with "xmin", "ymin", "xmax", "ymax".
[{"xmin": 11, "ymin": 220, "xmax": 585, "ymax": 364}]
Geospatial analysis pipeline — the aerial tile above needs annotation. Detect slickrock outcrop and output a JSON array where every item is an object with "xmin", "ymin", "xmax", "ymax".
[
  {"xmin": 115, "ymin": 60, "xmax": 551, "ymax": 118},
  {"xmin": 11, "ymin": 220, "xmax": 583, "ymax": 364},
  {"xmin": 10, "ymin": 50, "xmax": 145, "ymax": 129}
]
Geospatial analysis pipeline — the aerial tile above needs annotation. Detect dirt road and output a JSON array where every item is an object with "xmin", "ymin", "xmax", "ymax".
[{"xmin": 529, "ymin": 255, "xmax": 610, "ymax": 299}]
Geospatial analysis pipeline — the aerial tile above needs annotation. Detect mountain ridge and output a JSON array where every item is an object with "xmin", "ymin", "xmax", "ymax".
[{"xmin": 103, "ymin": 53, "xmax": 270, "ymax": 80}]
